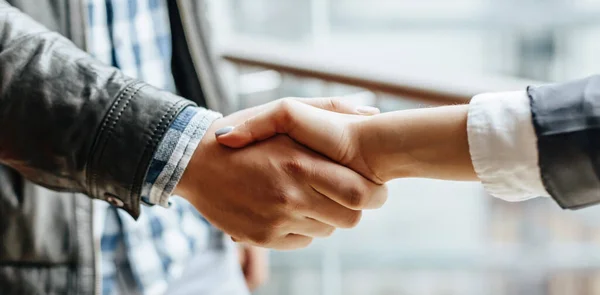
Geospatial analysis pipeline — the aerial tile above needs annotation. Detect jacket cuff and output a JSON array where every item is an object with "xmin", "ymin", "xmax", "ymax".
[
  {"xmin": 87, "ymin": 82, "xmax": 194, "ymax": 218},
  {"xmin": 529, "ymin": 75, "xmax": 600, "ymax": 209}
]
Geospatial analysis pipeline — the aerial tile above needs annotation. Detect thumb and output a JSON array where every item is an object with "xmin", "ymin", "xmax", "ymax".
[
  {"xmin": 215, "ymin": 97, "xmax": 379, "ymax": 149},
  {"xmin": 294, "ymin": 97, "xmax": 380, "ymax": 116},
  {"xmin": 215, "ymin": 99, "xmax": 301, "ymax": 148}
]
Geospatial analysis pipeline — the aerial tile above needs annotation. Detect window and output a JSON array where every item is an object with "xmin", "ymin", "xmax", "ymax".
[{"xmin": 207, "ymin": 1, "xmax": 600, "ymax": 294}]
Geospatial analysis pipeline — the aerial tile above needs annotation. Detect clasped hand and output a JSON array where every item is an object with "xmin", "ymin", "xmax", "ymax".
[{"xmin": 175, "ymin": 98, "xmax": 388, "ymax": 250}]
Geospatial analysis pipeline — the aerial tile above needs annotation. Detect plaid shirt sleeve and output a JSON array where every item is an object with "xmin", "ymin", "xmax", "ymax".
[{"xmin": 140, "ymin": 106, "xmax": 222, "ymax": 207}]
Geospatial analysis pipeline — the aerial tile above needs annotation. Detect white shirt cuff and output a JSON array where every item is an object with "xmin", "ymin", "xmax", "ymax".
[{"xmin": 467, "ymin": 91, "xmax": 550, "ymax": 201}]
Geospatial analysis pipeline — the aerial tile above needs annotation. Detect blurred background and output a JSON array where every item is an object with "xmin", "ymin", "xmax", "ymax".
[{"xmin": 204, "ymin": 1, "xmax": 600, "ymax": 294}]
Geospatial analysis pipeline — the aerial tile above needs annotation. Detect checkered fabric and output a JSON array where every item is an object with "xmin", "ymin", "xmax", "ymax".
[
  {"xmin": 86, "ymin": 0, "xmax": 222, "ymax": 294},
  {"xmin": 86, "ymin": 0, "xmax": 176, "ymax": 92}
]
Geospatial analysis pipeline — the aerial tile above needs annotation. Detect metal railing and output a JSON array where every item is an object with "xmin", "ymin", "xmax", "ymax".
[{"xmin": 220, "ymin": 40, "xmax": 539, "ymax": 105}]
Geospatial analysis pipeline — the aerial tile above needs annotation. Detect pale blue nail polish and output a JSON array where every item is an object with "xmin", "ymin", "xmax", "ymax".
[{"xmin": 215, "ymin": 126, "xmax": 234, "ymax": 136}]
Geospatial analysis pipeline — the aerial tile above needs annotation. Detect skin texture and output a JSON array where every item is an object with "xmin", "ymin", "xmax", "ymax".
[
  {"xmin": 174, "ymin": 98, "xmax": 388, "ymax": 250},
  {"xmin": 216, "ymin": 99, "xmax": 476, "ymax": 183}
]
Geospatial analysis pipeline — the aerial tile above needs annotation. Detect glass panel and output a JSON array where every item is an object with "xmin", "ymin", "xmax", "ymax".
[{"xmin": 205, "ymin": 1, "xmax": 600, "ymax": 294}]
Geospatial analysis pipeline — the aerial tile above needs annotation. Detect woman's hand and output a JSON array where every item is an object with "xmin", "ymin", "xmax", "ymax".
[
  {"xmin": 215, "ymin": 98, "xmax": 385, "ymax": 184},
  {"xmin": 216, "ymin": 98, "xmax": 476, "ymax": 182}
]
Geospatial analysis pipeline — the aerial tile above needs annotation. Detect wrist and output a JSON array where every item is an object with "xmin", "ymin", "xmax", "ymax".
[
  {"xmin": 358, "ymin": 113, "xmax": 425, "ymax": 182},
  {"xmin": 174, "ymin": 117, "xmax": 224, "ymax": 203},
  {"xmin": 360, "ymin": 105, "xmax": 474, "ymax": 182},
  {"xmin": 411, "ymin": 105, "xmax": 474, "ymax": 180},
  {"xmin": 175, "ymin": 104, "xmax": 284, "ymax": 202}
]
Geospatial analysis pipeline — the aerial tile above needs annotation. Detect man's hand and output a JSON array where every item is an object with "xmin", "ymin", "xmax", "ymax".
[
  {"xmin": 174, "ymin": 98, "xmax": 387, "ymax": 250},
  {"xmin": 238, "ymin": 244, "xmax": 269, "ymax": 291}
]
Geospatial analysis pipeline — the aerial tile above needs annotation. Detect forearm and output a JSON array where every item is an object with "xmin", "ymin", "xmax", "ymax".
[
  {"xmin": 360, "ymin": 105, "xmax": 476, "ymax": 182},
  {"xmin": 0, "ymin": 4, "xmax": 194, "ymax": 217}
]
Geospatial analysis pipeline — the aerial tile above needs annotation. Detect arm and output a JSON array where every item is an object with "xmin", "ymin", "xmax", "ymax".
[
  {"xmin": 215, "ymin": 92, "xmax": 548, "ymax": 205},
  {"xmin": 175, "ymin": 98, "xmax": 387, "ymax": 249},
  {"xmin": 0, "ymin": 3, "xmax": 388, "ymax": 250},
  {"xmin": 364, "ymin": 75, "xmax": 600, "ymax": 210},
  {"xmin": 356, "ymin": 105, "xmax": 474, "ymax": 181},
  {"xmin": 0, "ymin": 3, "xmax": 195, "ymax": 217},
  {"xmin": 215, "ymin": 99, "xmax": 473, "ymax": 183}
]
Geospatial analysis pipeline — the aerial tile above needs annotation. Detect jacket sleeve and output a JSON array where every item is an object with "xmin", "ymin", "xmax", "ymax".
[
  {"xmin": 0, "ymin": 3, "xmax": 197, "ymax": 218},
  {"xmin": 529, "ymin": 75, "xmax": 600, "ymax": 210}
]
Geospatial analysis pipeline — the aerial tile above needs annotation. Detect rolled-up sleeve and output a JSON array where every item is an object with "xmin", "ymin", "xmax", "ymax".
[
  {"xmin": 467, "ymin": 91, "xmax": 550, "ymax": 202},
  {"xmin": 141, "ymin": 106, "xmax": 221, "ymax": 207}
]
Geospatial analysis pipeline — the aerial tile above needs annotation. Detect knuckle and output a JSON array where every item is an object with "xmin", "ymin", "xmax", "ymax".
[
  {"xmin": 273, "ymin": 189, "xmax": 292, "ymax": 207},
  {"xmin": 250, "ymin": 223, "xmax": 283, "ymax": 246},
  {"xmin": 272, "ymin": 190, "xmax": 307, "ymax": 215},
  {"xmin": 250, "ymin": 231, "xmax": 275, "ymax": 246},
  {"xmin": 346, "ymin": 185, "xmax": 368, "ymax": 209},
  {"xmin": 278, "ymin": 98, "xmax": 295, "ymax": 113},
  {"xmin": 241, "ymin": 117, "xmax": 253, "ymax": 130},
  {"xmin": 273, "ymin": 190, "xmax": 303, "ymax": 215},
  {"xmin": 282, "ymin": 158, "xmax": 306, "ymax": 176},
  {"xmin": 241, "ymin": 119, "xmax": 257, "ymax": 139},
  {"xmin": 268, "ymin": 213, "xmax": 288, "ymax": 229},
  {"xmin": 276, "ymin": 98, "xmax": 297, "ymax": 124},
  {"xmin": 279, "ymin": 97, "xmax": 295, "ymax": 105}
]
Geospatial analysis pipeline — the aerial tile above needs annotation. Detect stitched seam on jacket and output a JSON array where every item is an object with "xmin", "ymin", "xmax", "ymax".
[
  {"xmin": 87, "ymin": 85, "xmax": 133, "ymax": 196},
  {"xmin": 86, "ymin": 85, "xmax": 131, "ymax": 196},
  {"xmin": 87, "ymin": 82, "xmax": 140, "ymax": 198},
  {"xmin": 92, "ymin": 85, "xmax": 143, "ymax": 197}
]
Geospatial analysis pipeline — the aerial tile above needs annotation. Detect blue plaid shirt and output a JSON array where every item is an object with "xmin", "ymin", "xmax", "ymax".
[{"xmin": 86, "ymin": 0, "xmax": 221, "ymax": 294}]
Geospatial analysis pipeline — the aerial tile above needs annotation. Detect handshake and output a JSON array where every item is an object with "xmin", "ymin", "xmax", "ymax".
[{"xmin": 175, "ymin": 97, "xmax": 474, "ymax": 250}]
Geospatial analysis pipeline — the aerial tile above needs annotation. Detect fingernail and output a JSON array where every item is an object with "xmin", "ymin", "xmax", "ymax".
[
  {"xmin": 355, "ymin": 106, "xmax": 380, "ymax": 115},
  {"xmin": 215, "ymin": 126, "xmax": 234, "ymax": 136}
]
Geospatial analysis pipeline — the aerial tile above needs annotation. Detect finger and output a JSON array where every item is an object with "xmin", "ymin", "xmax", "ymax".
[
  {"xmin": 293, "ymin": 97, "xmax": 380, "ymax": 116},
  {"xmin": 238, "ymin": 245, "xmax": 247, "ymax": 265},
  {"xmin": 257, "ymin": 234, "xmax": 313, "ymax": 251},
  {"xmin": 224, "ymin": 97, "xmax": 378, "ymax": 125},
  {"xmin": 289, "ymin": 216, "xmax": 336, "ymax": 238},
  {"xmin": 303, "ymin": 186, "xmax": 363, "ymax": 229},
  {"xmin": 216, "ymin": 99, "xmax": 349, "ymax": 157},
  {"xmin": 309, "ymin": 160, "xmax": 389, "ymax": 210},
  {"xmin": 215, "ymin": 97, "xmax": 379, "ymax": 147},
  {"xmin": 244, "ymin": 247, "xmax": 269, "ymax": 291},
  {"xmin": 215, "ymin": 100, "xmax": 290, "ymax": 148}
]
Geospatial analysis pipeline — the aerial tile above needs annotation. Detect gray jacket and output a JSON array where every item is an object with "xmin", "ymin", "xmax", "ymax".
[
  {"xmin": 0, "ymin": 1, "xmax": 226, "ymax": 294},
  {"xmin": 529, "ymin": 76, "xmax": 600, "ymax": 209}
]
